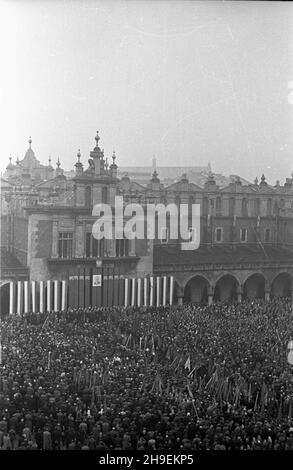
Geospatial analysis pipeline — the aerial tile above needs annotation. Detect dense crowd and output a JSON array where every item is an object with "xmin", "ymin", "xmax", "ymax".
[{"xmin": 1, "ymin": 298, "xmax": 293, "ymax": 450}]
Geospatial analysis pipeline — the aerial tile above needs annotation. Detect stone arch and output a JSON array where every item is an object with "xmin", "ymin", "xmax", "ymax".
[
  {"xmin": 183, "ymin": 275, "xmax": 211, "ymax": 304},
  {"xmin": 214, "ymin": 273, "xmax": 239, "ymax": 302},
  {"xmin": 271, "ymin": 272, "xmax": 292, "ymax": 298},
  {"xmin": 243, "ymin": 272, "xmax": 266, "ymax": 300},
  {"xmin": 0, "ymin": 281, "xmax": 10, "ymax": 317}
]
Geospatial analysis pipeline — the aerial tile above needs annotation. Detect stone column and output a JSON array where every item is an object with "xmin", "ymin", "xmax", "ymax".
[
  {"xmin": 176, "ymin": 285, "xmax": 184, "ymax": 305},
  {"xmin": 265, "ymin": 280, "xmax": 271, "ymax": 302},
  {"xmin": 208, "ymin": 285, "xmax": 214, "ymax": 306},
  {"xmin": 236, "ymin": 284, "xmax": 243, "ymax": 303}
]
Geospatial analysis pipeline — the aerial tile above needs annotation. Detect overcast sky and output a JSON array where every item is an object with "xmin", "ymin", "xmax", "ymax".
[{"xmin": 1, "ymin": 0, "xmax": 293, "ymax": 183}]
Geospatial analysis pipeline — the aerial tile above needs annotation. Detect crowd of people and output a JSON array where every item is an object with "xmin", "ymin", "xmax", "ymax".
[{"xmin": 1, "ymin": 297, "xmax": 293, "ymax": 450}]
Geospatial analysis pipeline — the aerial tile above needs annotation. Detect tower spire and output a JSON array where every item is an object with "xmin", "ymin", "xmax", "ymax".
[{"xmin": 94, "ymin": 130, "xmax": 100, "ymax": 148}]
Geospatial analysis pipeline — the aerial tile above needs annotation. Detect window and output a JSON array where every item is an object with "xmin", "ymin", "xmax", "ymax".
[
  {"xmin": 241, "ymin": 198, "xmax": 248, "ymax": 217},
  {"xmin": 160, "ymin": 227, "xmax": 169, "ymax": 243},
  {"xmin": 85, "ymin": 186, "xmax": 92, "ymax": 207},
  {"xmin": 215, "ymin": 227, "xmax": 223, "ymax": 243},
  {"xmin": 58, "ymin": 232, "xmax": 73, "ymax": 258},
  {"xmin": 240, "ymin": 228, "xmax": 247, "ymax": 243},
  {"xmin": 102, "ymin": 187, "xmax": 108, "ymax": 204},
  {"xmin": 93, "ymin": 237, "xmax": 105, "ymax": 258},
  {"xmin": 229, "ymin": 197, "xmax": 235, "ymax": 216},
  {"xmin": 115, "ymin": 238, "xmax": 129, "ymax": 257},
  {"xmin": 216, "ymin": 197, "xmax": 222, "ymax": 215},
  {"xmin": 85, "ymin": 233, "xmax": 105, "ymax": 258},
  {"xmin": 264, "ymin": 228, "xmax": 270, "ymax": 243}
]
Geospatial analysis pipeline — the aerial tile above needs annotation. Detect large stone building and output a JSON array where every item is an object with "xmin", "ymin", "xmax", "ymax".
[{"xmin": 1, "ymin": 130, "xmax": 293, "ymax": 312}]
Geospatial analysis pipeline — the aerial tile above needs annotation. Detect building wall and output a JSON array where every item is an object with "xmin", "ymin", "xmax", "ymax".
[{"xmin": 12, "ymin": 217, "xmax": 28, "ymax": 266}]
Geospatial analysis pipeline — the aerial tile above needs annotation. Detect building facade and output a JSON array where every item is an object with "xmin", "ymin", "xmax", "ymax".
[{"xmin": 1, "ymin": 130, "xmax": 293, "ymax": 310}]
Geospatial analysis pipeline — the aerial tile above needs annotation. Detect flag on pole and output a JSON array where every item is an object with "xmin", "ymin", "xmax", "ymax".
[
  {"xmin": 260, "ymin": 382, "xmax": 268, "ymax": 413},
  {"xmin": 288, "ymin": 399, "xmax": 292, "ymax": 420},
  {"xmin": 277, "ymin": 398, "xmax": 283, "ymax": 421},
  {"xmin": 184, "ymin": 356, "xmax": 191, "ymax": 372},
  {"xmin": 287, "ymin": 340, "xmax": 293, "ymax": 365},
  {"xmin": 254, "ymin": 391, "xmax": 259, "ymax": 411}
]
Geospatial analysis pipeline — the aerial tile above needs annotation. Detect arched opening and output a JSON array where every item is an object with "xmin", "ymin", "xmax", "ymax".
[
  {"xmin": 184, "ymin": 276, "xmax": 210, "ymax": 304},
  {"xmin": 0, "ymin": 282, "xmax": 10, "ymax": 317},
  {"xmin": 243, "ymin": 273, "xmax": 265, "ymax": 300},
  {"xmin": 214, "ymin": 274, "xmax": 239, "ymax": 302},
  {"xmin": 271, "ymin": 273, "xmax": 292, "ymax": 298}
]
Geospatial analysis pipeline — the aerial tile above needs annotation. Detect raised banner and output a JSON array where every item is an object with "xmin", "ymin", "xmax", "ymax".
[
  {"xmin": 79, "ymin": 268, "xmax": 85, "ymax": 309},
  {"xmin": 73, "ymin": 273, "xmax": 79, "ymax": 308},
  {"xmin": 84, "ymin": 268, "xmax": 91, "ymax": 308},
  {"xmin": 102, "ymin": 268, "xmax": 108, "ymax": 307},
  {"xmin": 68, "ymin": 269, "xmax": 75, "ymax": 308},
  {"xmin": 113, "ymin": 272, "xmax": 119, "ymax": 306},
  {"xmin": 118, "ymin": 276, "xmax": 124, "ymax": 306},
  {"xmin": 61, "ymin": 280, "xmax": 67, "ymax": 311}
]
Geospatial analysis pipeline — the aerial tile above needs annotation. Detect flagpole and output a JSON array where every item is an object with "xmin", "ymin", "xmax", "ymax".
[{"xmin": 112, "ymin": 264, "xmax": 115, "ymax": 307}]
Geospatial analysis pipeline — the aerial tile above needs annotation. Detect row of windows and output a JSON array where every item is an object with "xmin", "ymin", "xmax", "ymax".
[
  {"xmin": 57, "ymin": 232, "xmax": 130, "ymax": 259},
  {"xmin": 201, "ymin": 197, "xmax": 282, "ymax": 217},
  {"xmin": 83, "ymin": 186, "xmax": 286, "ymax": 217},
  {"xmin": 158, "ymin": 227, "xmax": 272, "ymax": 244}
]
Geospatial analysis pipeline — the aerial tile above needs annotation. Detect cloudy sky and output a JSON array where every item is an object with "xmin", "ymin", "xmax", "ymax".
[{"xmin": 1, "ymin": 0, "xmax": 293, "ymax": 183}]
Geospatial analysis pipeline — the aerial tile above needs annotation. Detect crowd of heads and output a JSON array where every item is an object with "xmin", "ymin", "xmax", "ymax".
[{"xmin": 1, "ymin": 297, "xmax": 293, "ymax": 450}]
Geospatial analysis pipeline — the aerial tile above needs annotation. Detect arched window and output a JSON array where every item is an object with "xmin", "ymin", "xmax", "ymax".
[
  {"xmin": 85, "ymin": 186, "xmax": 92, "ymax": 207},
  {"xmin": 241, "ymin": 198, "xmax": 248, "ymax": 217}
]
